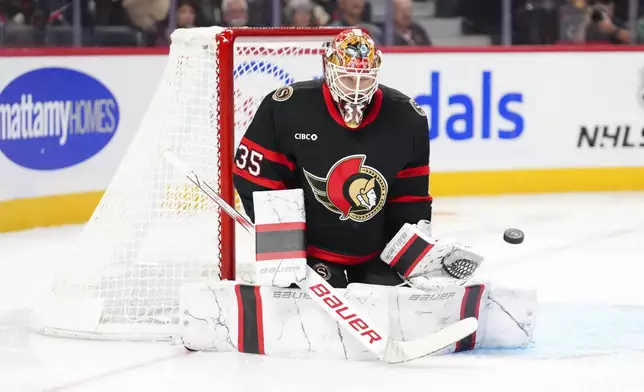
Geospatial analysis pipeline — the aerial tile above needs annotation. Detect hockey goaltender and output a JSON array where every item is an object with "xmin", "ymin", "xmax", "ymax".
[{"xmin": 178, "ymin": 28, "xmax": 537, "ymax": 361}]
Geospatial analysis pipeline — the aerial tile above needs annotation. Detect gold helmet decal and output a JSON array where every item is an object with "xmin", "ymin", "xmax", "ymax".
[
  {"xmin": 325, "ymin": 29, "xmax": 381, "ymax": 69},
  {"xmin": 303, "ymin": 155, "xmax": 387, "ymax": 222}
]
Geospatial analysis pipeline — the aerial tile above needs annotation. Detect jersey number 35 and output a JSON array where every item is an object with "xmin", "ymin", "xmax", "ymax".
[{"xmin": 235, "ymin": 144, "xmax": 264, "ymax": 176}]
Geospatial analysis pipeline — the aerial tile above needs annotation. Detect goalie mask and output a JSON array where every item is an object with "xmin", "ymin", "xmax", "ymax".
[{"xmin": 324, "ymin": 29, "xmax": 382, "ymax": 128}]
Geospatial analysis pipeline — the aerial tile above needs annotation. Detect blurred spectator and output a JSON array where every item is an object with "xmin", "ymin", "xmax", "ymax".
[
  {"xmin": 0, "ymin": 0, "xmax": 38, "ymax": 25},
  {"xmin": 285, "ymin": 0, "xmax": 329, "ymax": 26},
  {"xmin": 192, "ymin": 0, "xmax": 216, "ymax": 25},
  {"xmin": 388, "ymin": 0, "xmax": 431, "ymax": 45},
  {"xmin": 28, "ymin": 1, "xmax": 94, "ymax": 28},
  {"xmin": 585, "ymin": 0, "xmax": 630, "ymax": 43},
  {"xmin": 285, "ymin": 0, "xmax": 315, "ymax": 26},
  {"xmin": 635, "ymin": 8, "xmax": 644, "ymax": 43},
  {"xmin": 189, "ymin": 0, "xmax": 247, "ymax": 26},
  {"xmin": 328, "ymin": 0, "xmax": 382, "ymax": 43},
  {"xmin": 122, "ymin": 0, "xmax": 170, "ymax": 32},
  {"xmin": 176, "ymin": 0, "xmax": 197, "ymax": 27},
  {"xmin": 221, "ymin": 0, "xmax": 249, "ymax": 26},
  {"xmin": 512, "ymin": 0, "xmax": 559, "ymax": 45},
  {"xmin": 455, "ymin": 0, "xmax": 501, "ymax": 41},
  {"xmin": 558, "ymin": 1, "xmax": 587, "ymax": 43},
  {"xmin": 94, "ymin": 0, "xmax": 131, "ymax": 26},
  {"xmin": 311, "ymin": 0, "xmax": 330, "ymax": 25},
  {"xmin": 153, "ymin": 0, "xmax": 197, "ymax": 45},
  {"xmin": 315, "ymin": 0, "xmax": 337, "ymax": 21},
  {"xmin": 324, "ymin": 0, "xmax": 371, "ymax": 23},
  {"xmin": 0, "ymin": 1, "xmax": 97, "ymax": 47},
  {"xmin": 0, "ymin": 0, "xmax": 42, "ymax": 46}
]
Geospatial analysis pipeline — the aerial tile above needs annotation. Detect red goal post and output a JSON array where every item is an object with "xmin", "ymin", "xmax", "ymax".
[{"xmin": 215, "ymin": 27, "xmax": 347, "ymax": 281}]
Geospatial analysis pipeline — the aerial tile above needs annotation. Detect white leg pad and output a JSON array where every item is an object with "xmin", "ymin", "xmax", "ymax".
[{"xmin": 180, "ymin": 280, "xmax": 536, "ymax": 358}]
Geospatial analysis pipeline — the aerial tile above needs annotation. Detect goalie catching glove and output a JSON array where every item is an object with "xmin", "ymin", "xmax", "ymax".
[{"xmin": 380, "ymin": 220, "xmax": 484, "ymax": 290}]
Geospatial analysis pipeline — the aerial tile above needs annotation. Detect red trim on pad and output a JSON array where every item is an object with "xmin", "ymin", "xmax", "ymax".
[
  {"xmin": 254, "ymin": 286, "xmax": 265, "ymax": 355},
  {"xmin": 255, "ymin": 222, "xmax": 306, "ymax": 232},
  {"xmin": 256, "ymin": 250, "xmax": 307, "ymax": 261}
]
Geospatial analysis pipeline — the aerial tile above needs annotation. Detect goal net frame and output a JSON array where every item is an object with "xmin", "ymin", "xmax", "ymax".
[{"xmin": 30, "ymin": 26, "xmax": 347, "ymax": 341}]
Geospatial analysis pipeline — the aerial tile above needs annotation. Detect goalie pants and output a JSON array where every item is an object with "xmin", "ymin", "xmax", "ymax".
[{"xmin": 308, "ymin": 257, "xmax": 404, "ymax": 288}]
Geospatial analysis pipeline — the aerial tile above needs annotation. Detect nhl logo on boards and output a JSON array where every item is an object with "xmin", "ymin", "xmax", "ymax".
[{"xmin": 272, "ymin": 85, "xmax": 293, "ymax": 102}]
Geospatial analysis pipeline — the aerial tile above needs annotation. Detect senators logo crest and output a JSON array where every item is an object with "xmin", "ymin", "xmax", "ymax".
[
  {"xmin": 303, "ymin": 155, "xmax": 387, "ymax": 222},
  {"xmin": 272, "ymin": 85, "xmax": 293, "ymax": 102}
]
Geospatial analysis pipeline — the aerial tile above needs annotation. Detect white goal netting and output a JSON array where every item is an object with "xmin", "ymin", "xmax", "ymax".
[{"xmin": 30, "ymin": 27, "xmax": 338, "ymax": 341}]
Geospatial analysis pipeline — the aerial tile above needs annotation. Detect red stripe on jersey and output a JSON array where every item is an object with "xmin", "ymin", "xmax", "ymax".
[
  {"xmin": 256, "ymin": 250, "xmax": 307, "ymax": 261},
  {"xmin": 387, "ymin": 195, "xmax": 433, "ymax": 203},
  {"xmin": 321, "ymin": 83, "xmax": 383, "ymax": 131},
  {"xmin": 233, "ymin": 166, "xmax": 286, "ymax": 190},
  {"xmin": 396, "ymin": 165, "xmax": 430, "ymax": 178},
  {"xmin": 256, "ymin": 222, "xmax": 306, "ymax": 232},
  {"xmin": 307, "ymin": 246, "xmax": 381, "ymax": 265},
  {"xmin": 241, "ymin": 137, "xmax": 296, "ymax": 171}
]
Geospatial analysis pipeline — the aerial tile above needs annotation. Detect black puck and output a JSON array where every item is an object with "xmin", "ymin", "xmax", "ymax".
[{"xmin": 503, "ymin": 228, "xmax": 525, "ymax": 244}]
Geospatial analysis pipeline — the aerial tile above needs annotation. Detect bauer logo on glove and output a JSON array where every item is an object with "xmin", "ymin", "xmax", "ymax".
[{"xmin": 381, "ymin": 222, "xmax": 484, "ymax": 290}]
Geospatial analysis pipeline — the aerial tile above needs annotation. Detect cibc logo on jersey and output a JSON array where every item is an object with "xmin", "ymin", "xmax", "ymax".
[
  {"xmin": 303, "ymin": 154, "xmax": 387, "ymax": 222},
  {"xmin": 295, "ymin": 133, "xmax": 318, "ymax": 141}
]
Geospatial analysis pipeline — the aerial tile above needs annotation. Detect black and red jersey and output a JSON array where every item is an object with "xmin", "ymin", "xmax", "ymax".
[{"xmin": 233, "ymin": 79, "xmax": 432, "ymax": 265}]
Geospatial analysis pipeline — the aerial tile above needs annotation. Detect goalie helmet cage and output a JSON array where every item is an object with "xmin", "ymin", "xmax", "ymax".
[{"xmin": 30, "ymin": 26, "xmax": 346, "ymax": 341}]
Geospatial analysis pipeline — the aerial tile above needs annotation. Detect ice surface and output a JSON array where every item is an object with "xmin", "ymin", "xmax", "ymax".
[{"xmin": 1, "ymin": 192, "xmax": 644, "ymax": 392}]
